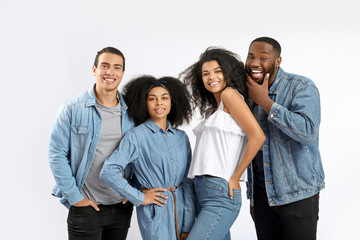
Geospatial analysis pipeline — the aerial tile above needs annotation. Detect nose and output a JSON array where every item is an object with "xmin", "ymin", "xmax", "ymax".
[
  {"xmin": 106, "ymin": 67, "xmax": 114, "ymax": 75},
  {"xmin": 250, "ymin": 58, "xmax": 260, "ymax": 67},
  {"xmin": 209, "ymin": 72, "xmax": 216, "ymax": 80},
  {"xmin": 155, "ymin": 99, "xmax": 163, "ymax": 105}
]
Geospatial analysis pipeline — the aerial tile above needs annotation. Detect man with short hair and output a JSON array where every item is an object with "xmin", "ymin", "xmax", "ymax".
[
  {"xmin": 245, "ymin": 37, "xmax": 325, "ymax": 240},
  {"xmin": 49, "ymin": 47, "xmax": 134, "ymax": 240}
]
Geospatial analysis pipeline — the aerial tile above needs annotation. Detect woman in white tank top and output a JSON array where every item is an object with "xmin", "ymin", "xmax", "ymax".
[{"xmin": 181, "ymin": 47, "xmax": 265, "ymax": 240}]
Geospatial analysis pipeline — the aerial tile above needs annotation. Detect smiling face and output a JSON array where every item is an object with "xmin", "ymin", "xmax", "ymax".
[
  {"xmin": 201, "ymin": 60, "xmax": 227, "ymax": 97},
  {"xmin": 147, "ymin": 86, "xmax": 171, "ymax": 124},
  {"xmin": 92, "ymin": 52, "xmax": 124, "ymax": 93},
  {"xmin": 245, "ymin": 41, "xmax": 281, "ymax": 85}
]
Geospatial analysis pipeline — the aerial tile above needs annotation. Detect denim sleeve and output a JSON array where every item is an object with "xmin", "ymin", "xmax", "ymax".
[
  {"xmin": 48, "ymin": 103, "xmax": 84, "ymax": 206},
  {"xmin": 100, "ymin": 131, "xmax": 145, "ymax": 207},
  {"xmin": 268, "ymin": 83, "xmax": 321, "ymax": 145},
  {"xmin": 181, "ymin": 136, "xmax": 196, "ymax": 232}
]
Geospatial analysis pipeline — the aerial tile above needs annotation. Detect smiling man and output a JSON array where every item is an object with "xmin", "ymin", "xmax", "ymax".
[
  {"xmin": 245, "ymin": 37, "xmax": 325, "ymax": 240},
  {"xmin": 49, "ymin": 47, "xmax": 135, "ymax": 240}
]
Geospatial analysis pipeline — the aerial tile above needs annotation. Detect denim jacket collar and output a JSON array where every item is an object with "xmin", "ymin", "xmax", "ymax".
[
  {"xmin": 268, "ymin": 67, "xmax": 284, "ymax": 95},
  {"xmin": 144, "ymin": 119, "xmax": 174, "ymax": 134},
  {"xmin": 85, "ymin": 84, "xmax": 128, "ymax": 111}
]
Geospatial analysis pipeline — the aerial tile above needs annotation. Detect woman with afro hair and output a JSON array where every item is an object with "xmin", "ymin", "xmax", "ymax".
[
  {"xmin": 100, "ymin": 75, "xmax": 195, "ymax": 240},
  {"xmin": 181, "ymin": 47, "xmax": 265, "ymax": 240}
]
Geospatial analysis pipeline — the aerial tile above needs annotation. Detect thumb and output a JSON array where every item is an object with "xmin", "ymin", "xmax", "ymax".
[
  {"xmin": 263, "ymin": 73, "xmax": 270, "ymax": 86},
  {"xmin": 122, "ymin": 199, "xmax": 128, "ymax": 204}
]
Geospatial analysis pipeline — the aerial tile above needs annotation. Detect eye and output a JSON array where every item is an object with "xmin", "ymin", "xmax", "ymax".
[
  {"xmin": 148, "ymin": 97, "xmax": 155, "ymax": 101},
  {"xmin": 202, "ymin": 72, "xmax": 209, "ymax": 77},
  {"xmin": 162, "ymin": 97, "xmax": 169, "ymax": 100},
  {"xmin": 260, "ymin": 57, "xmax": 267, "ymax": 61},
  {"xmin": 215, "ymin": 70, "xmax": 222, "ymax": 74},
  {"xmin": 100, "ymin": 65, "xmax": 108, "ymax": 69},
  {"xmin": 247, "ymin": 56, "xmax": 254, "ymax": 60},
  {"xmin": 115, "ymin": 67, "xmax": 122, "ymax": 70}
]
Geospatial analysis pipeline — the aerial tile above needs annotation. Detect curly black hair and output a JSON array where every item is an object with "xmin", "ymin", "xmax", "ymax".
[
  {"xmin": 180, "ymin": 47, "xmax": 248, "ymax": 116},
  {"xmin": 122, "ymin": 75, "xmax": 192, "ymax": 128}
]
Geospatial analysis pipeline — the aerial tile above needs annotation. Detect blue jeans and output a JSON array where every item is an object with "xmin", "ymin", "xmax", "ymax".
[{"xmin": 187, "ymin": 175, "xmax": 241, "ymax": 240}]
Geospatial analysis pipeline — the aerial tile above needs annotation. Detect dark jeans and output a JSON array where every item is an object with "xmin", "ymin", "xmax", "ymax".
[
  {"xmin": 253, "ymin": 181, "xmax": 319, "ymax": 240},
  {"xmin": 67, "ymin": 201, "xmax": 133, "ymax": 240}
]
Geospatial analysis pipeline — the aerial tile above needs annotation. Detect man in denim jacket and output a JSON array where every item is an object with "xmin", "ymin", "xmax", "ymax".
[
  {"xmin": 246, "ymin": 37, "xmax": 325, "ymax": 240},
  {"xmin": 48, "ymin": 47, "xmax": 135, "ymax": 240}
]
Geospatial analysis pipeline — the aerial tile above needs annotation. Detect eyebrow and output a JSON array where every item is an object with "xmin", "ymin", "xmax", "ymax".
[
  {"xmin": 202, "ymin": 67, "xmax": 221, "ymax": 72},
  {"xmin": 99, "ymin": 62, "xmax": 123, "ymax": 67},
  {"xmin": 148, "ymin": 92, "xmax": 169, "ymax": 97}
]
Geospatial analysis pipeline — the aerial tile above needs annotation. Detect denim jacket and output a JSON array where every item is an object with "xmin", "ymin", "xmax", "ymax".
[
  {"xmin": 48, "ymin": 85, "xmax": 134, "ymax": 208},
  {"xmin": 247, "ymin": 67, "xmax": 325, "ymax": 206}
]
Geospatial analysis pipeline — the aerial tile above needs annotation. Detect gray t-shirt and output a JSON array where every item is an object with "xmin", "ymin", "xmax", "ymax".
[{"xmin": 81, "ymin": 101, "xmax": 124, "ymax": 205}]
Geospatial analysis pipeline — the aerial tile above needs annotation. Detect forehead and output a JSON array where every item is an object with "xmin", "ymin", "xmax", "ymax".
[
  {"xmin": 202, "ymin": 60, "xmax": 220, "ymax": 71},
  {"xmin": 148, "ymin": 86, "xmax": 169, "ymax": 96},
  {"xmin": 248, "ymin": 41, "xmax": 275, "ymax": 55},
  {"xmin": 98, "ymin": 52, "xmax": 124, "ymax": 65}
]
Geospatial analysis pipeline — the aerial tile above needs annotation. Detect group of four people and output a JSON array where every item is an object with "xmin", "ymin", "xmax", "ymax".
[{"xmin": 49, "ymin": 37, "xmax": 325, "ymax": 240}]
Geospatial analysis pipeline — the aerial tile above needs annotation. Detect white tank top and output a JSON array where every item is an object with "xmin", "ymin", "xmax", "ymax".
[{"xmin": 188, "ymin": 95, "xmax": 248, "ymax": 181}]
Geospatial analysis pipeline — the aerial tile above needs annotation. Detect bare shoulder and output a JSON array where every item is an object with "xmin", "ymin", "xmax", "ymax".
[{"xmin": 221, "ymin": 87, "xmax": 245, "ymax": 103}]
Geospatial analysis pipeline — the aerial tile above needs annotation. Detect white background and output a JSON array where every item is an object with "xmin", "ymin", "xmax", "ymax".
[{"xmin": 1, "ymin": 0, "xmax": 359, "ymax": 239}]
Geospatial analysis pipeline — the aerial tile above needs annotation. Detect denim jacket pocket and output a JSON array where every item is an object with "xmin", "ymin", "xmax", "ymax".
[
  {"xmin": 71, "ymin": 125, "xmax": 89, "ymax": 134},
  {"xmin": 71, "ymin": 125, "xmax": 90, "ymax": 149}
]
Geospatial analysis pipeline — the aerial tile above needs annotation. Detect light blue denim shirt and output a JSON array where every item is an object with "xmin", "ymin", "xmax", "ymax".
[
  {"xmin": 247, "ymin": 67, "xmax": 325, "ymax": 206},
  {"xmin": 100, "ymin": 119, "xmax": 196, "ymax": 239},
  {"xmin": 48, "ymin": 85, "xmax": 134, "ymax": 208}
]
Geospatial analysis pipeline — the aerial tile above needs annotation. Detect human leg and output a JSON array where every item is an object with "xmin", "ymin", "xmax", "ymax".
[
  {"xmin": 67, "ymin": 206, "xmax": 102, "ymax": 240},
  {"xmin": 187, "ymin": 175, "xmax": 241, "ymax": 240},
  {"xmin": 67, "ymin": 202, "xmax": 133, "ymax": 240},
  {"xmin": 253, "ymin": 179, "xmax": 283, "ymax": 240},
  {"xmin": 102, "ymin": 202, "xmax": 133, "ymax": 240},
  {"xmin": 281, "ymin": 193, "xmax": 319, "ymax": 240}
]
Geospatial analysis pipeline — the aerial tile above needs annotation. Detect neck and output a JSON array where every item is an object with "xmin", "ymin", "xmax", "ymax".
[
  {"xmin": 94, "ymin": 87, "xmax": 119, "ymax": 107},
  {"xmin": 213, "ymin": 92, "xmax": 222, "ymax": 109},
  {"xmin": 152, "ymin": 118, "xmax": 168, "ymax": 131},
  {"xmin": 269, "ymin": 68, "xmax": 279, "ymax": 87}
]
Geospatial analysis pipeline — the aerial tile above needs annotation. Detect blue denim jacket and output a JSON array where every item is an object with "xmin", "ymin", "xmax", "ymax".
[
  {"xmin": 247, "ymin": 68, "xmax": 325, "ymax": 206},
  {"xmin": 100, "ymin": 119, "xmax": 195, "ymax": 239},
  {"xmin": 48, "ymin": 85, "xmax": 134, "ymax": 208}
]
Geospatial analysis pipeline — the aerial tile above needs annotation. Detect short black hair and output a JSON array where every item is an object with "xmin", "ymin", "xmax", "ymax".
[
  {"xmin": 251, "ymin": 37, "xmax": 281, "ymax": 56},
  {"xmin": 93, "ymin": 47, "xmax": 125, "ymax": 70},
  {"xmin": 123, "ymin": 75, "xmax": 192, "ymax": 127},
  {"xmin": 180, "ymin": 47, "xmax": 247, "ymax": 116}
]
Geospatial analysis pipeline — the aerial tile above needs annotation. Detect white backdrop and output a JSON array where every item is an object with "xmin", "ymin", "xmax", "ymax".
[{"xmin": 1, "ymin": 0, "xmax": 359, "ymax": 239}]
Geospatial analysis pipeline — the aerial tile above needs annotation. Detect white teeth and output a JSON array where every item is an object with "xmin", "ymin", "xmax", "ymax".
[
  {"xmin": 209, "ymin": 82, "xmax": 219, "ymax": 86},
  {"xmin": 104, "ymin": 78, "xmax": 115, "ymax": 82},
  {"xmin": 252, "ymin": 70, "xmax": 262, "ymax": 73}
]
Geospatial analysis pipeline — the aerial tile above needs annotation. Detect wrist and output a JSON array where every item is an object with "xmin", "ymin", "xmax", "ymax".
[{"xmin": 261, "ymin": 97, "xmax": 274, "ymax": 114}]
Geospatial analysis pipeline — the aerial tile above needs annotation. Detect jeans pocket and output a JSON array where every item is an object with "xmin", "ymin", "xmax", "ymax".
[
  {"xmin": 202, "ymin": 175, "xmax": 224, "ymax": 190},
  {"xmin": 232, "ymin": 188, "xmax": 242, "ymax": 211},
  {"xmin": 67, "ymin": 206, "xmax": 96, "ymax": 227}
]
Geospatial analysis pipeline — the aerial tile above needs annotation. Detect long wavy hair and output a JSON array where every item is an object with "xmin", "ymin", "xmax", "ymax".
[
  {"xmin": 180, "ymin": 47, "xmax": 248, "ymax": 116},
  {"xmin": 123, "ymin": 75, "xmax": 192, "ymax": 127}
]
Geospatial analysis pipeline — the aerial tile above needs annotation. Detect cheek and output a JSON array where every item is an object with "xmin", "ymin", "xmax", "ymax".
[{"xmin": 146, "ymin": 102, "xmax": 151, "ymax": 113}]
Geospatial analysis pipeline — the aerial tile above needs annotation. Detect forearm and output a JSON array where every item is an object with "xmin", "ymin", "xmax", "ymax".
[
  {"xmin": 100, "ymin": 169, "xmax": 145, "ymax": 206},
  {"xmin": 268, "ymin": 102, "xmax": 320, "ymax": 144},
  {"xmin": 232, "ymin": 134, "xmax": 265, "ymax": 181}
]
